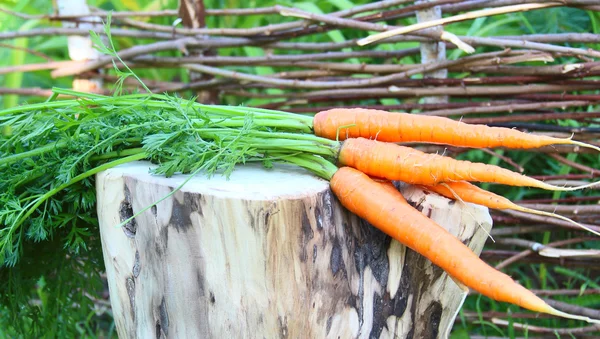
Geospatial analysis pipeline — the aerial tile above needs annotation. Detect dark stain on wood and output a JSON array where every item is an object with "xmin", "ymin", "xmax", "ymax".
[
  {"xmin": 314, "ymin": 205, "xmax": 323, "ymax": 230},
  {"xmin": 160, "ymin": 225, "xmax": 169, "ymax": 246},
  {"xmin": 395, "ymin": 267, "xmax": 412, "ymax": 319},
  {"xmin": 155, "ymin": 322, "xmax": 161, "ymax": 339},
  {"xmin": 210, "ymin": 292, "xmax": 215, "ymax": 304},
  {"xmin": 407, "ymin": 195, "xmax": 427, "ymax": 213},
  {"xmin": 424, "ymin": 301, "xmax": 442, "ymax": 339},
  {"xmin": 120, "ymin": 185, "xmax": 136, "ymax": 238},
  {"xmin": 132, "ymin": 250, "xmax": 141, "ymax": 278},
  {"xmin": 313, "ymin": 244, "xmax": 317, "ymax": 263},
  {"xmin": 169, "ymin": 192, "xmax": 194, "ymax": 232},
  {"xmin": 406, "ymin": 199, "xmax": 418, "ymax": 210},
  {"xmin": 155, "ymin": 297, "xmax": 169, "ymax": 338},
  {"xmin": 448, "ymin": 200, "xmax": 456, "ymax": 206},
  {"xmin": 402, "ymin": 249, "xmax": 448, "ymax": 339},
  {"xmin": 151, "ymin": 204, "xmax": 157, "ymax": 216},
  {"xmin": 195, "ymin": 267, "xmax": 204, "ymax": 296},
  {"xmin": 321, "ymin": 190, "xmax": 334, "ymax": 225},
  {"xmin": 263, "ymin": 209, "xmax": 272, "ymax": 229},
  {"xmin": 189, "ymin": 193, "xmax": 203, "ymax": 217},
  {"xmin": 371, "ymin": 293, "xmax": 386, "ymax": 338},
  {"xmin": 326, "ymin": 316, "xmax": 333, "ymax": 335},
  {"xmin": 400, "ymin": 257, "xmax": 418, "ymax": 339},
  {"xmin": 125, "ymin": 276, "xmax": 136, "ymax": 321},
  {"xmin": 154, "ymin": 235, "xmax": 166, "ymax": 257},
  {"xmin": 299, "ymin": 205, "xmax": 314, "ymax": 262},
  {"xmin": 278, "ymin": 315, "xmax": 288, "ymax": 338},
  {"xmin": 258, "ymin": 202, "xmax": 278, "ymax": 233},
  {"xmin": 329, "ymin": 236, "xmax": 345, "ymax": 277},
  {"xmin": 354, "ymin": 220, "xmax": 390, "ymax": 286},
  {"xmin": 371, "ymin": 280, "xmax": 410, "ymax": 338}
]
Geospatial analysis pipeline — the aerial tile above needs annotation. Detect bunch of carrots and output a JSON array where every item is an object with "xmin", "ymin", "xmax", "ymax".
[
  {"xmin": 302, "ymin": 107, "xmax": 600, "ymax": 324},
  {"xmin": 2, "ymin": 90, "xmax": 599, "ymax": 326}
]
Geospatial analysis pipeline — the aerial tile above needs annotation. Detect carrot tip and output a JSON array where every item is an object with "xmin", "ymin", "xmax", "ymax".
[
  {"xmin": 548, "ymin": 306, "xmax": 600, "ymax": 324},
  {"xmin": 541, "ymin": 180, "xmax": 600, "ymax": 192},
  {"xmin": 518, "ymin": 207, "xmax": 600, "ymax": 237},
  {"xmin": 570, "ymin": 139, "xmax": 600, "ymax": 153}
]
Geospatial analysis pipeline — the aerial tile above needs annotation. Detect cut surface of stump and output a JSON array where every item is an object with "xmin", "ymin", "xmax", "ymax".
[{"xmin": 96, "ymin": 162, "xmax": 492, "ymax": 339}]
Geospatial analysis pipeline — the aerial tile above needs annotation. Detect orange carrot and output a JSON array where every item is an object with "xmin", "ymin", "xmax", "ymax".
[
  {"xmin": 313, "ymin": 108, "xmax": 600, "ymax": 152},
  {"xmin": 421, "ymin": 181, "xmax": 600, "ymax": 237},
  {"xmin": 330, "ymin": 166, "xmax": 599, "ymax": 323},
  {"xmin": 338, "ymin": 137, "xmax": 599, "ymax": 191}
]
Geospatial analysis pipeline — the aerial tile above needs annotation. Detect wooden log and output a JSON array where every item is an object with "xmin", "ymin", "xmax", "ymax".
[{"xmin": 96, "ymin": 162, "xmax": 492, "ymax": 339}]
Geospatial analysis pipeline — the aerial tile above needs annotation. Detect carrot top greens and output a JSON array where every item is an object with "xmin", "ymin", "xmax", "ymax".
[{"xmin": 0, "ymin": 87, "xmax": 339, "ymax": 266}]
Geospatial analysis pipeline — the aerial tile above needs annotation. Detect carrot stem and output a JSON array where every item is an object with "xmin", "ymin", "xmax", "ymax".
[{"xmin": 274, "ymin": 153, "xmax": 338, "ymax": 180}]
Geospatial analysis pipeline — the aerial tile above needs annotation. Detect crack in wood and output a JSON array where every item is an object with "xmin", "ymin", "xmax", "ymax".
[
  {"xmin": 155, "ymin": 297, "xmax": 169, "ymax": 338},
  {"xmin": 120, "ymin": 185, "xmax": 136, "ymax": 238},
  {"xmin": 125, "ymin": 277, "xmax": 136, "ymax": 322},
  {"xmin": 132, "ymin": 250, "xmax": 141, "ymax": 278}
]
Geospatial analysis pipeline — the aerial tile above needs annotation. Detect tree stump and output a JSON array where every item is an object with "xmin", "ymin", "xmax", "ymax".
[{"xmin": 96, "ymin": 162, "xmax": 492, "ymax": 339}]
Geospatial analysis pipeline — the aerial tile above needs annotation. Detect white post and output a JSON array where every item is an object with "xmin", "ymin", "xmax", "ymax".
[
  {"xmin": 56, "ymin": 0, "xmax": 103, "ymax": 92},
  {"xmin": 416, "ymin": 0, "xmax": 448, "ymax": 104}
]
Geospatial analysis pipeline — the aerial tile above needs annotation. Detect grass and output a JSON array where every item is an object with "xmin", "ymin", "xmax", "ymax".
[{"xmin": 1, "ymin": 0, "xmax": 599, "ymax": 337}]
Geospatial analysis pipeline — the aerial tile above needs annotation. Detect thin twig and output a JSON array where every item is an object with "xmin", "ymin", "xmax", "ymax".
[
  {"xmin": 51, "ymin": 45, "xmax": 421, "ymax": 78},
  {"xmin": 0, "ymin": 7, "xmax": 179, "ymax": 19},
  {"xmin": 549, "ymin": 153, "xmax": 598, "ymax": 175},
  {"xmin": 461, "ymin": 35, "xmax": 600, "ymax": 58},
  {"xmin": 0, "ymin": 27, "xmax": 189, "ymax": 40},
  {"xmin": 358, "ymin": 3, "xmax": 559, "ymax": 46},
  {"xmin": 491, "ymin": 225, "xmax": 558, "ymax": 237},
  {"xmin": 479, "ymin": 148, "xmax": 525, "ymax": 172},
  {"xmin": 491, "ymin": 318, "xmax": 600, "ymax": 334},
  {"xmin": 0, "ymin": 42, "xmax": 53, "ymax": 61},
  {"xmin": 225, "ymin": 83, "xmax": 600, "ymax": 100},
  {"xmin": 499, "ymin": 209, "xmax": 600, "ymax": 234},
  {"xmin": 100, "ymin": 0, "xmax": 414, "ymax": 37},
  {"xmin": 482, "ymin": 250, "xmax": 600, "ymax": 268},
  {"xmin": 277, "ymin": 6, "xmax": 391, "ymax": 33},
  {"xmin": 462, "ymin": 111, "xmax": 600, "ymax": 125},
  {"xmin": 495, "ymin": 237, "xmax": 597, "ymax": 270},
  {"xmin": 424, "ymin": 100, "xmax": 594, "ymax": 117},
  {"xmin": 517, "ymin": 196, "xmax": 600, "ymax": 204},
  {"xmin": 182, "ymin": 51, "xmax": 506, "ymax": 89},
  {"xmin": 532, "ymin": 289, "xmax": 600, "ymax": 296}
]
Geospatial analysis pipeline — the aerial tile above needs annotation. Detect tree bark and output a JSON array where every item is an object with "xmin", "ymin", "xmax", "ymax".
[{"xmin": 96, "ymin": 162, "xmax": 492, "ymax": 338}]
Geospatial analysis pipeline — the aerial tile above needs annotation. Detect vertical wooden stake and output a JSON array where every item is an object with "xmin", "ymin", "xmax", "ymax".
[
  {"xmin": 416, "ymin": 0, "xmax": 448, "ymax": 104},
  {"xmin": 56, "ymin": 0, "xmax": 103, "ymax": 93},
  {"xmin": 178, "ymin": 0, "xmax": 219, "ymax": 103}
]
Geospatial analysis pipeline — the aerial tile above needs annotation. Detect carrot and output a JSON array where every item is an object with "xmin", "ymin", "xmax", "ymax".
[
  {"xmin": 330, "ymin": 166, "xmax": 599, "ymax": 323},
  {"xmin": 313, "ymin": 108, "xmax": 600, "ymax": 152},
  {"xmin": 421, "ymin": 181, "xmax": 600, "ymax": 237},
  {"xmin": 338, "ymin": 137, "xmax": 599, "ymax": 191}
]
